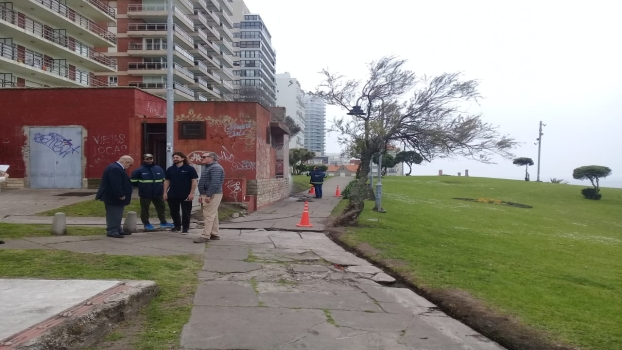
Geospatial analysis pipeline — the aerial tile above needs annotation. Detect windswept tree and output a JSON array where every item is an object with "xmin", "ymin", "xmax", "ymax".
[
  {"xmin": 289, "ymin": 148, "xmax": 315, "ymax": 175},
  {"xmin": 312, "ymin": 56, "xmax": 517, "ymax": 226},
  {"xmin": 572, "ymin": 165, "xmax": 612, "ymax": 200},
  {"xmin": 372, "ymin": 153, "xmax": 397, "ymax": 176},
  {"xmin": 395, "ymin": 151, "xmax": 423, "ymax": 175},
  {"xmin": 513, "ymin": 157, "xmax": 534, "ymax": 181}
]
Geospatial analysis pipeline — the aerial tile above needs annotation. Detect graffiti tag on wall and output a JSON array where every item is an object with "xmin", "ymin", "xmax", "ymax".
[
  {"xmin": 175, "ymin": 110, "xmax": 257, "ymax": 151},
  {"xmin": 33, "ymin": 132, "xmax": 81, "ymax": 158},
  {"xmin": 225, "ymin": 180, "xmax": 242, "ymax": 202},
  {"xmin": 92, "ymin": 134, "xmax": 127, "ymax": 156}
]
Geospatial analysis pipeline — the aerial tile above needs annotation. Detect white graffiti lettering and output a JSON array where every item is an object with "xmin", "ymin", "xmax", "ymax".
[
  {"xmin": 225, "ymin": 180, "xmax": 242, "ymax": 202},
  {"xmin": 218, "ymin": 146, "xmax": 236, "ymax": 163},
  {"xmin": 33, "ymin": 132, "xmax": 81, "ymax": 158},
  {"xmin": 92, "ymin": 134, "xmax": 125, "ymax": 145},
  {"xmin": 231, "ymin": 160, "xmax": 256, "ymax": 171}
]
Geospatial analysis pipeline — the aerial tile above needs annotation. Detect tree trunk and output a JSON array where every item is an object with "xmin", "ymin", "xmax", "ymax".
[
  {"xmin": 334, "ymin": 154, "xmax": 372, "ymax": 226},
  {"xmin": 406, "ymin": 163, "xmax": 412, "ymax": 176},
  {"xmin": 525, "ymin": 165, "xmax": 530, "ymax": 181}
]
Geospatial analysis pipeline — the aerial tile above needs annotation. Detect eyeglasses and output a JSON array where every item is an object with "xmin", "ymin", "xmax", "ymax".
[
  {"xmin": 144, "ymin": 158, "xmax": 153, "ymax": 160},
  {"xmin": 201, "ymin": 155, "xmax": 211, "ymax": 159}
]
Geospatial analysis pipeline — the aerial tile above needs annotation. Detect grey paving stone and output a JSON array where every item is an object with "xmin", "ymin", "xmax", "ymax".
[
  {"xmin": 0, "ymin": 239, "xmax": 52, "ymax": 250},
  {"xmin": 197, "ymin": 271, "xmax": 217, "ymax": 280},
  {"xmin": 346, "ymin": 266, "xmax": 383, "ymax": 274},
  {"xmin": 292, "ymin": 265, "xmax": 329, "ymax": 273},
  {"xmin": 355, "ymin": 284, "xmax": 399, "ymax": 303},
  {"xmin": 330, "ymin": 310, "xmax": 413, "ymax": 333},
  {"xmin": 204, "ymin": 246, "xmax": 249, "ymax": 260},
  {"xmin": 23, "ymin": 236, "xmax": 104, "ymax": 245},
  {"xmin": 202, "ymin": 259, "xmax": 261, "ymax": 273},
  {"xmin": 194, "ymin": 281, "xmax": 258, "ymax": 307},
  {"xmin": 316, "ymin": 253, "xmax": 372, "ymax": 266},
  {"xmin": 181, "ymin": 307, "xmax": 325, "ymax": 350},
  {"xmin": 128, "ymin": 237, "xmax": 206, "ymax": 255},
  {"xmin": 371, "ymin": 272, "xmax": 397, "ymax": 283},
  {"xmin": 259, "ymin": 291, "xmax": 382, "ymax": 312}
]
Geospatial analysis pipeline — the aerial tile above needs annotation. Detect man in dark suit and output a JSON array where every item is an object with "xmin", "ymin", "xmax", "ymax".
[{"xmin": 96, "ymin": 155, "xmax": 135, "ymax": 238}]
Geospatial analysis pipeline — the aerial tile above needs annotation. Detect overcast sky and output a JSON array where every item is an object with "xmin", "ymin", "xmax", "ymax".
[{"xmin": 245, "ymin": 0, "xmax": 622, "ymax": 187}]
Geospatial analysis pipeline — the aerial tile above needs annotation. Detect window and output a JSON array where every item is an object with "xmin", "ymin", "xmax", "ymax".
[
  {"xmin": 179, "ymin": 122, "xmax": 206, "ymax": 139},
  {"xmin": 108, "ymin": 76, "xmax": 118, "ymax": 86}
]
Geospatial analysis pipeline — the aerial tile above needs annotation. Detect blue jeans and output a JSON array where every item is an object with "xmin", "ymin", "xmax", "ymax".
[
  {"xmin": 105, "ymin": 203, "xmax": 125, "ymax": 235},
  {"xmin": 313, "ymin": 184, "xmax": 323, "ymax": 198}
]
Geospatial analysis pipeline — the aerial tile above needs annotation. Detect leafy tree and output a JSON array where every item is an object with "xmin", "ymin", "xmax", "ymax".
[
  {"xmin": 312, "ymin": 56, "xmax": 517, "ymax": 226},
  {"xmin": 372, "ymin": 153, "xmax": 397, "ymax": 176},
  {"xmin": 289, "ymin": 148, "xmax": 315, "ymax": 175},
  {"xmin": 572, "ymin": 165, "xmax": 612, "ymax": 200},
  {"xmin": 513, "ymin": 157, "xmax": 534, "ymax": 181},
  {"xmin": 395, "ymin": 151, "xmax": 423, "ymax": 175},
  {"xmin": 285, "ymin": 116, "xmax": 301, "ymax": 137}
]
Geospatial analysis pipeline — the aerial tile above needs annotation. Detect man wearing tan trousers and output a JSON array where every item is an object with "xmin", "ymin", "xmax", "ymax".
[{"xmin": 194, "ymin": 151, "xmax": 225, "ymax": 243}]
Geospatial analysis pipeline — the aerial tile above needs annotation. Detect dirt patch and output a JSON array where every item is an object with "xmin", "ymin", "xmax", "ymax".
[
  {"xmin": 453, "ymin": 197, "xmax": 533, "ymax": 209},
  {"xmin": 325, "ymin": 228, "xmax": 579, "ymax": 350}
]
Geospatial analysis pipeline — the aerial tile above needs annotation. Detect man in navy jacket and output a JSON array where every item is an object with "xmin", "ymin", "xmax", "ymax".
[
  {"xmin": 307, "ymin": 166, "xmax": 328, "ymax": 198},
  {"xmin": 130, "ymin": 153, "xmax": 174, "ymax": 231},
  {"xmin": 96, "ymin": 155, "xmax": 134, "ymax": 238}
]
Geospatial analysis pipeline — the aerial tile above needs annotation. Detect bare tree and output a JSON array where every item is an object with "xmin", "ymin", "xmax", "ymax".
[{"xmin": 312, "ymin": 56, "xmax": 517, "ymax": 226}]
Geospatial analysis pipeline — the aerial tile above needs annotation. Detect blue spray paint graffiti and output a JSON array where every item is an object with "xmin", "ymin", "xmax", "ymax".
[{"xmin": 33, "ymin": 133, "xmax": 81, "ymax": 158}]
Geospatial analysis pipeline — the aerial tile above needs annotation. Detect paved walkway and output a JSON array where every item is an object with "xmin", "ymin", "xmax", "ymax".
[{"xmin": 0, "ymin": 176, "xmax": 504, "ymax": 349}]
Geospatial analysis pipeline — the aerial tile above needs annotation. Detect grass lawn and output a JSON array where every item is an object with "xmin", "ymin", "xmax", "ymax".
[
  {"xmin": 336, "ymin": 176, "xmax": 622, "ymax": 350},
  {"xmin": 0, "ymin": 250, "xmax": 202, "ymax": 350},
  {"xmin": 38, "ymin": 199, "xmax": 240, "ymax": 221},
  {"xmin": 0, "ymin": 223, "xmax": 103, "ymax": 239},
  {"xmin": 291, "ymin": 174, "xmax": 312, "ymax": 193}
]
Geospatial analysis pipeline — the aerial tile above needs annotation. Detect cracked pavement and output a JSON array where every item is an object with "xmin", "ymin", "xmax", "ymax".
[{"xmin": 181, "ymin": 228, "xmax": 505, "ymax": 350}]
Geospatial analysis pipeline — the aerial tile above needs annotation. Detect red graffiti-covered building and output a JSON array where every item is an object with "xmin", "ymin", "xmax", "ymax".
[{"xmin": 0, "ymin": 87, "xmax": 291, "ymax": 211}]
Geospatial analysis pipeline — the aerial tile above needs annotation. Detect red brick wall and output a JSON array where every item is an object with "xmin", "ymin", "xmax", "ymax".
[{"xmin": 0, "ymin": 88, "xmax": 162, "ymax": 180}]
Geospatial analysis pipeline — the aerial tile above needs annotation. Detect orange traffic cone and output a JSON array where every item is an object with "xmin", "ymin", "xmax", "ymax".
[
  {"xmin": 296, "ymin": 201, "xmax": 313, "ymax": 227},
  {"xmin": 309, "ymin": 185, "xmax": 315, "ymax": 195},
  {"xmin": 335, "ymin": 185, "xmax": 341, "ymax": 197}
]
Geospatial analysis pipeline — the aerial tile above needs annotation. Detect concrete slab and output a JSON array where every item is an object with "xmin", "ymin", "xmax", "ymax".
[
  {"xmin": 45, "ymin": 240, "xmax": 186, "ymax": 256},
  {"xmin": 330, "ymin": 310, "xmax": 413, "ymax": 333},
  {"xmin": 23, "ymin": 236, "xmax": 104, "ymax": 245},
  {"xmin": 181, "ymin": 306, "xmax": 325, "ymax": 350},
  {"xmin": 292, "ymin": 265, "xmax": 329, "ymax": 273},
  {"xmin": 346, "ymin": 266, "xmax": 383, "ymax": 274},
  {"xmin": 259, "ymin": 291, "xmax": 382, "ymax": 312},
  {"xmin": 372, "ymin": 272, "xmax": 397, "ymax": 283},
  {"xmin": 315, "ymin": 253, "xmax": 372, "ymax": 266},
  {"xmin": 193, "ymin": 281, "xmax": 258, "ymax": 307},
  {"xmin": 128, "ymin": 236, "xmax": 206, "ymax": 255},
  {"xmin": 204, "ymin": 246, "xmax": 249, "ymax": 260},
  {"xmin": 0, "ymin": 279, "xmax": 158, "ymax": 349},
  {"xmin": 202, "ymin": 259, "xmax": 261, "ymax": 273},
  {"xmin": 0, "ymin": 279, "xmax": 120, "ymax": 340},
  {"xmin": 0, "ymin": 239, "xmax": 52, "ymax": 250}
]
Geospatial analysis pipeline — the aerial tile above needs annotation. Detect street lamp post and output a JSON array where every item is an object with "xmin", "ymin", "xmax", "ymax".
[
  {"xmin": 534, "ymin": 121, "xmax": 546, "ymax": 182},
  {"xmin": 165, "ymin": 0, "xmax": 174, "ymax": 168}
]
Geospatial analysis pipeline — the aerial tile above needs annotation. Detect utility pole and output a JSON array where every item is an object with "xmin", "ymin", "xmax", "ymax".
[
  {"xmin": 165, "ymin": 0, "xmax": 174, "ymax": 168},
  {"xmin": 535, "ymin": 121, "xmax": 546, "ymax": 182},
  {"xmin": 373, "ymin": 153, "xmax": 385, "ymax": 213}
]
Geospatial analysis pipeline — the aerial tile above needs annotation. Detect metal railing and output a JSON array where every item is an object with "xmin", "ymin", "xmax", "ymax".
[
  {"xmin": 196, "ymin": 28, "xmax": 209, "ymax": 44},
  {"xmin": 129, "ymin": 81, "xmax": 165, "ymax": 89},
  {"xmin": 0, "ymin": 5, "xmax": 116, "ymax": 69},
  {"xmin": 128, "ymin": 43, "xmax": 166, "ymax": 50},
  {"xmin": 179, "ymin": 0, "xmax": 194, "ymax": 13},
  {"xmin": 221, "ymin": 80, "xmax": 234, "ymax": 91},
  {"xmin": 127, "ymin": 5, "xmax": 193, "ymax": 29},
  {"xmin": 211, "ymin": 85, "xmax": 221, "ymax": 95},
  {"xmin": 0, "ymin": 43, "xmax": 107, "ymax": 86},
  {"xmin": 196, "ymin": 92, "xmax": 208, "ymax": 101},
  {"xmin": 193, "ymin": 10, "xmax": 208, "ymax": 27},
  {"xmin": 127, "ymin": 23, "xmax": 193, "ymax": 45},
  {"xmin": 206, "ymin": 0, "xmax": 220, "ymax": 10},
  {"xmin": 220, "ymin": 53, "xmax": 233, "ymax": 66},
  {"xmin": 205, "ymin": 9, "xmax": 220, "ymax": 24},
  {"xmin": 174, "ymin": 82, "xmax": 194, "ymax": 96},
  {"xmin": 205, "ymin": 25, "xmax": 221, "ymax": 39},
  {"xmin": 220, "ymin": 25, "xmax": 233, "ymax": 40},
  {"xmin": 174, "ymin": 63, "xmax": 194, "ymax": 80},
  {"xmin": 128, "ymin": 62, "xmax": 167, "ymax": 70},
  {"xmin": 195, "ymin": 77, "xmax": 208, "ymax": 89},
  {"xmin": 195, "ymin": 61, "xmax": 208, "ymax": 72},
  {"xmin": 31, "ymin": 0, "xmax": 116, "ymax": 44},
  {"xmin": 194, "ymin": 44, "xmax": 208, "ymax": 58},
  {"xmin": 221, "ymin": 0, "xmax": 233, "ymax": 14},
  {"xmin": 221, "ymin": 66, "xmax": 234, "ymax": 79},
  {"xmin": 220, "ymin": 10, "xmax": 233, "ymax": 27},
  {"xmin": 174, "ymin": 6, "xmax": 195, "ymax": 28},
  {"xmin": 86, "ymin": 0, "xmax": 116, "ymax": 18},
  {"xmin": 175, "ymin": 45, "xmax": 194, "ymax": 62}
]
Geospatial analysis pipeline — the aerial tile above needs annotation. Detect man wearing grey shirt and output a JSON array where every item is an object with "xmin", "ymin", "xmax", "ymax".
[{"xmin": 194, "ymin": 151, "xmax": 225, "ymax": 243}]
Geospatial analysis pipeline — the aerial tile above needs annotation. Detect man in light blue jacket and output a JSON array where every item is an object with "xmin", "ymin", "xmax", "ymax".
[{"xmin": 194, "ymin": 151, "xmax": 225, "ymax": 243}]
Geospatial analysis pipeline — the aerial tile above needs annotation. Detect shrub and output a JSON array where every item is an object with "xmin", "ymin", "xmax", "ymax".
[
  {"xmin": 341, "ymin": 180, "xmax": 357, "ymax": 199},
  {"xmin": 581, "ymin": 187, "xmax": 602, "ymax": 200}
]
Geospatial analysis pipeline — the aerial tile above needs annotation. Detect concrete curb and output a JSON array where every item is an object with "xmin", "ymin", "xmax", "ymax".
[{"xmin": 1, "ymin": 280, "xmax": 158, "ymax": 350}]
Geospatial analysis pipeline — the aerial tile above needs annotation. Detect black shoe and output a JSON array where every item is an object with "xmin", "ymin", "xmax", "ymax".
[
  {"xmin": 171, "ymin": 227, "xmax": 181, "ymax": 232},
  {"xmin": 181, "ymin": 228, "xmax": 189, "ymax": 235},
  {"xmin": 107, "ymin": 233, "xmax": 124, "ymax": 238},
  {"xmin": 119, "ymin": 231, "xmax": 132, "ymax": 236}
]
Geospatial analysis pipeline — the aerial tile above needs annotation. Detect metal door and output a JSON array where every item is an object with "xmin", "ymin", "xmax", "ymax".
[{"xmin": 29, "ymin": 127, "xmax": 82, "ymax": 188}]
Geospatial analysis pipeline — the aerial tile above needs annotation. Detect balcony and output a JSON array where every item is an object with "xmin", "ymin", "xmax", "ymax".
[
  {"xmin": 205, "ymin": 0, "xmax": 220, "ymax": 11},
  {"xmin": 0, "ymin": 43, "xmax": 107, "ymax": 87},
  {"xmin": 127, "ymin": 43, "xmax": 194, "ymax": 67},
  {"xmin": 128, "ymin": 81, "xmax": 195, "ymax": 101},
  {"xmin": 191, "ymin": 76, "xmax": 210, "ymax": 93},
  {"xmin": 218, "ymin": 52, "xmax": 233, "ymax": 68},
  {"xmin": 221, "ymin": 80, "xmax": 234, "ymax": 92},
  {"xmin": 191, "ymin": 61, "xmax": 220, "ymax": 84},
  {"xmin": 127, "ymin": 5, "xmax": 194, "ymax": 31},
  {"xmin": 203, "ymin": 54, "xmax": 220, "ymax": 69},
  {"xmin": 177, "ymin": 0, "xmax": 195, "ymax": 14},
  {"xmin": 196, "ymin": 92, "xmax": 209, "ymax": 101},
  {"xmin": 220, "ymin": 38, "xmax": 234, "ymax": 55},
  {"xmin": 191, "ymin": 10, "xmax": 209, "ymax": 28},
  {"xmin": 127, "ymin": 23, "xmax": 194, "ymax": 49},
  {"xmin": 191, "ymin": 28, "xmax": 209, "ymax": 45},
  {"xmin": 220, "ymin": 0, "xmax": 233, "ymax": 15},
  {"xmin": 220, "ymin": 25, "xmax": 234, "ymax": 42},
  {"xmin": 204, "ymin": 24, "xmax": 221, "ymax": 40},
  {"xmin": 220, "ymin": 66, "xmax": 234, "ymax": 80},
  {"xmin": 64, "ymin": 0, "xmax": 116, "ymax": 22},
  {"xmin": 127, "ymin": 62, "xmax": 194, "ymax": 85},
  {"xmin": 204, "ymin": 39, "xmax": 220, "ymax": 54},
  {"xmin": 220, "ymin": 11, "xmax": 233, "ymax": 28},
  {"xmin": 0, "ymin": 7, "xmax": 116, "ymax": 72},
  {"xmin": 28, "ymin": 0, "xmax": 116, "ymax": 47},
  {"xmin": 205, "ymin": 9, "xmax": 221, "ymax": 25}
]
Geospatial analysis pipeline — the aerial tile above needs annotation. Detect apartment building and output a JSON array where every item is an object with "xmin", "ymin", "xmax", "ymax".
[
  {"xmin": 107, "ymin": 0, "xmax": 236, "ymax": 101},
  {"xmin": 304, "ymin": 96, "xmax": 326, "ymax": 154},
  {"xmin": 0, "ymin": 0, "xmax": 117, "ymax": 88},
  {"xmin": 230, "ymin": 0, "xmax": 276, "ymax": 107},
  {"xmin": 275, "ymin": 72, "xmax": 305, "ymax": 149}
]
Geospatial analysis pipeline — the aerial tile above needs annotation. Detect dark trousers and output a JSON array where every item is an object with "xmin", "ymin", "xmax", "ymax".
[
  {"xmin": 167, "ymin": 198, "xmax": 192, "ymax": 230},
  {"xmin": 105, "ymin": 203, "xmax": 125, "ymax": 235},
  {"xmin": 313, "ymin": 184, "xmax": 323, "ymax": 198},
  {"xmin": 140, "ymin": 197, "xmax": 167, "ymax": 225}
]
